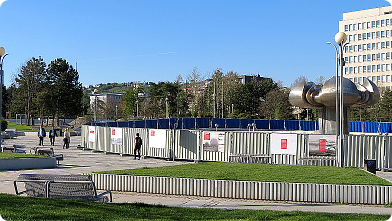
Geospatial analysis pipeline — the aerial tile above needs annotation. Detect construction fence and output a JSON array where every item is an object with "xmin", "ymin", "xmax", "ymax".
[{"xmin": 81, "ymin": 125, "xmax": 392, "ymax": 170}]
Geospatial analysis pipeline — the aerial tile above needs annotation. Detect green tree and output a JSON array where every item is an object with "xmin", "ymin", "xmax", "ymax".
[
  {"xmin": 260, "ymin": 88, "xmax": 293, "ymax": 120},
  {"xmin": 45, "ymin": 58, "xmax": 83, "ymax": 125},
  {"xmin": 14, "ymin": 57, "xmax": 46, "ymax": 125},
  {"xmin": 122, "ymin": 87, "xmax": 137, "ymax": 117}
]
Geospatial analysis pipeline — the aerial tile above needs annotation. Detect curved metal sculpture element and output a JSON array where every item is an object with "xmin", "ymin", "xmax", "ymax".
[{"xmin": 289, "ymin": 76, "xmax": 380, "ymax": 134}]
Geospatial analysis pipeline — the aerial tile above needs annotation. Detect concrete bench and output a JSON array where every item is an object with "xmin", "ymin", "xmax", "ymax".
[
  {"xmin": 1, "ymin": 145, "xmax": 26, "ymax": 154},
  {"xmin": 14, "ymin": 174, "xmax": 112, "ymax": 202}
]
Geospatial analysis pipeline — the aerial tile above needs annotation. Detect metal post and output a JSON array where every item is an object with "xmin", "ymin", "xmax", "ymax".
[
  {"xmin": 165, "ymin": 97, "xmax": 169, "ymax": 118},
  {"xmin": 0, "ymin": 51, "xmax": 8, "ymax": 152},
  {"xmin": 339, "ymin": 43, "xmax": 345, "ymax": 167}
]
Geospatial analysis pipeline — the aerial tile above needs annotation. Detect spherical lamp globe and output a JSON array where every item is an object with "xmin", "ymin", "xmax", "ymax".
[
  {"xmin": 0, "ymin": 47, "xmax": 5, "ymax": 56},
  {"xmin": 334, "ymin": 32, "xmax": 347, "ymax": 45}
]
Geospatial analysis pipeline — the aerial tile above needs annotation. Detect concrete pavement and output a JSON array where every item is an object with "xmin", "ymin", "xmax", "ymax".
[{"xmin": 1, "ymin": 132, "xmax": 392, "ymax": 215}]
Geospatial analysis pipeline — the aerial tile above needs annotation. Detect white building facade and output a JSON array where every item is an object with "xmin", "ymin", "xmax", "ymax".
[{"xmin": 340, "ymin": 6, "xmax": 392, "ymax": 91}]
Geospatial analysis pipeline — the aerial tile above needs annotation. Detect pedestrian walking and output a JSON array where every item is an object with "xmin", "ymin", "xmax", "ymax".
[
  {"xmin": 49, "ymin": 127, "xmax": 57, "ymax": 146},
  {"xmin": 63, "ymin": 128, "xmax": 70, "ymax": 149},
  {"xmin": 37, "ymin": 125, "xmax": 46, "ymax": 146},
  {"xmin": 134, "ymin": 133, "xmax": 142, "ymax": 160}
]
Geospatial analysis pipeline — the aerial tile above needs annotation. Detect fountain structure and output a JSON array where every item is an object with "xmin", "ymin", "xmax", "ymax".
[{"xmin": 289, "ymin": 76, "xmax": 380, "ymax": 134}]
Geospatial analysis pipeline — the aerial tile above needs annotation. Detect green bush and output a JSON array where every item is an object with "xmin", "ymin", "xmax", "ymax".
[{"xmin": 1, "ymin": 120, "xmax": 7, "ymax": 131}]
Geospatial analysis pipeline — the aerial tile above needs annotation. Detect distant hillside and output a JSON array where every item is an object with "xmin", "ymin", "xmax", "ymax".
[{"xmin": 84, "ymin": 83, "xmax": 131, "ymax": 94}]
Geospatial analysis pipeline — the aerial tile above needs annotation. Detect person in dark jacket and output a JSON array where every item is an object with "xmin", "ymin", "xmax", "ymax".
[
  {"xmin": 134, "ymin": 133, "xmax": 142, "ymax": 160},
  {"xmin": 37, "ymin": 125, "xmax": 46, "ymax": 146},
  {"xmin": 49, "ymin": 127, "xmax": 57, "ymax": 146}
]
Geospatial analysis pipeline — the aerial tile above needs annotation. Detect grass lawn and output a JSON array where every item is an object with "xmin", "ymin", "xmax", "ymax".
[
  {"xmin": 6, "ymin": 122, "xmax": 33, "ymax": 131},
  {"xmin": 0, "ymin": 152, "xmax": 45, "ymax": 159},
  {"xmin": 0, "ymin": 194, "xmax": 388, "ymax": 221},
  {"xmin": 99, "ymin": 162, "xmax": 392, "ymax": 186}
]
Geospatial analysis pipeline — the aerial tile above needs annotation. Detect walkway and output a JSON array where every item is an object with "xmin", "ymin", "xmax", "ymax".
[{"xmin": 1, "ymin": 132, "xmax": 392, "ymax": 215}]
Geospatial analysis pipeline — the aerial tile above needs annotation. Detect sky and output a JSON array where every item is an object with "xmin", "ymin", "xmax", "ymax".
[{"xmin": 0, "ymin": 0, "xmax": 391, "ymax": 88}]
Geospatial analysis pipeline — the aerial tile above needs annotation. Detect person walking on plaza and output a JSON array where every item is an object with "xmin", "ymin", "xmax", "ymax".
[
  {"xmin": 37, "ymin": 125, "xmax": 46, "ymax": 146},
  {"xmin": 134, "ymin": 133, "xmax": 142, "ymax": 160},
  {"xmin": 63, "ymin": 128, "xmax": 70, "ymax": 149},
  {"xmin": 49, "ymin": 127, "xmax": 57, "ymax": 146}
]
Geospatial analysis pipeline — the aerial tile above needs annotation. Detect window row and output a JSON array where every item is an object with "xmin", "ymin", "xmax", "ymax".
[
  {"xmin": 347, "ymin": 30, "xmax": 392, "ymax": 42},
  {"xmin": 345, "ymin": 64, "xmax": 392, "ymax": 74},
  {"xmin": 345, "ymin": 41, "xmax": 392, "ymax": 53},
  {"xmin": 349, "ymin": 75, "xmax": 392, "ymax": 85},
  {"xmin": 345, "ymin": 53, "xmax": 392, "ymax": 63},
  {"xmin": 345, "ymin": 19, "xmax": 392, "ymax": 32}
]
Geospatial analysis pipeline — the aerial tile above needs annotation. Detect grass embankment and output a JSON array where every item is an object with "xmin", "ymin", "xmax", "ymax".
[
  {"xmin": 99, "ymin": 162, "xmax": 392, "ymax": 186},
  {"xmin": 6, "ymin": 122, "xmax": 33, "ymax": 132},
  {"xmin": 0, "ymin": 152, "xmax": 45, "ymax": 159},
  {"xmin": 0, "ymin": 194, "xmax": 388, "ymax": 221}
]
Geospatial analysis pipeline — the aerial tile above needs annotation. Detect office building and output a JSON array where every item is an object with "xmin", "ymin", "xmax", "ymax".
[{"xmin": 340, "ymin": 6, "xmax": 392, "ymax": 91}]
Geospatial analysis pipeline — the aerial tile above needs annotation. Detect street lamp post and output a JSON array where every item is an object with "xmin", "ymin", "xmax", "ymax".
[
  {"xmin": 136, "ymin": 100, "xmax": 139, "ymax": 118},
  {"xmin": 93, "ymin": 89, "xmax": 98, "ymax": 122},
  {"xmin": 0, "ymin": 47, "xmax": 8, "ymax": 152},
  {"xmin": 165, "ymin": 97, "xmax": 169, "ymax": 118},
  {"xmin": 327, "ymin": 32, "xmax": 348, "ymax": 167}
]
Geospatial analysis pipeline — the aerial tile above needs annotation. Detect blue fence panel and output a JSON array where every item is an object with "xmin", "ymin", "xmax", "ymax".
[
  {"xmin": 196, "ymin": 118, "xmax": 210, "ymax": 128},
  {"xmin": 379, "ymin": 122, "xmax": 390, "ymax": 133},
  {"xmin": 134, "ymin": 120, "xmax": 145, "ymax": 128},
  {"xmin": 226, "ymin": 119, "xmax": 240, "ymax": 128},
  {"xmin": 183, "ymin": 118, "xmax": 196, "ymax": 129},
  {"xmin": 106, "ymin": 122, "xmax": 116, "ymax": 127},
  {"xmin": 212, "ymin": 118, "xmax": 226, "ymax": 129},
  {"xmin": 300, "ymin": 121, "xmax": 317, "ymax": 131},
  {"xmin": 158, "ymin": 119, "xmax": 170, "ymax": 129},
  {"xmin": 350, "ymin": 122, "xmax": 362, "ymax": 132},
  {"xmin": 254, "ymin": 120, "xmax": 269, "ymax": 129},
  {"xmin": 117, "ymin": 121, "xmax": 129, "ymax": 127},
  {"xmin": 239, "ymin": 119, "xmax": 255, "ymax": 129},
  {"xmin": 169, "ymin": 118, "xmax": 180, "ymax": 129},
  {"xmin": 270, "ymin": 120, "xmax": 284, "ymax": 130},
  {"xmin": 364, "ymin": 122, "xmax": 379, "ymax": 133},
  {"xmin": 95, "ymin": 122, "xmax": 106, "ymax": 127},
  {"xmin": 146, "ymin": 120, "xmax": 158, "ymax": 129},
  {"xmin": 285, "ymin": 120, "xmax": 300, "ymax": 130}
]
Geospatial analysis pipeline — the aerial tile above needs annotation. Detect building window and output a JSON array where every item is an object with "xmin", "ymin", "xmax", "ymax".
[
  {"xmin": 358, "ymin": 34, "xmax": 362, "ymax": 41},
  {"xmin": 358, "ymin": 55, "xmax": 362, "ymax": 63},
  {"xmin": 372, "ymin": 65, "xmax": 376, "ymax": 72},
  {"xmin": 354, "ymin": 67, "xmax": 357, "ymax": 73},
  {"xmin": 387, "ymin": 75, "xmax": 391, "ymax": 82},
  {"xmin": 382, "ymin": 64, "xmax": 386, "ymax": 71},
  {"xmin": 354, "ymin": 45, "xmax": 358, "ymax": 52},
  {"xmin": 387, "ymin": 19, "xmax": 390, "ymax": 26},
  {"xmin": 382, "ymin": 20, "xmax": 385, "ymax": 27},
  {"xmin": 359, "ymin": 66, "xmax": 363, "ymax": 73},
  {"xmin": 363, "ymin": 44, "xmax": 367, "ymax": 50},
  {"xmin": 387, "ymin": 64, "xmax": 391, "ymax": 71},
  {"xmin": 377, "ymin": 42, "xmax": 381, "ymax": 49},
  {"xmin": 382, "ymin": 53, "xmax": 386, "ymax": 60},
  {"xmin": 362, "ymin": 33, "xmax": 366, "ymax": 40},
  {"xmin": 377, "ymin": 65, "xmax": 381, "ymax": 72},
  {"xmin": 349, "ymin": 45, "xmax": 353, "ymax": 52},
  {"xmin": 368, "ymin": 54, "xmax": 372, "ymax": 61},
  {"xmin": 350, "ymin": 67, "xmax": 353, "ymax": 74},
  {"xmin": 372, "ymin": 21, "xmax": 376, "ymax": 28},
  {"xmin": 372, "ymin": 32, "xmax": 376, "ymax": 39},
  {"xmin": 387, "ymin": 30, "xmax": 390, "ymax": 38},
  {"xmin": 388, "ymin": 52, "xmax": 391, "ymax": 60},
  {"xmin": 368, "ymin": 65, "xmax": 372, "ymax": 72},
  {"xmin": 377, "ymin": 31, "xmax": 381, "ymax": 38},
  {"xmin": 387, "ymin": 41, "xmax": 391, "ymax": 49},
  {"xmin": 358, "ymin": 23, "xmax": 362, "ymax": 30},
  {"xmin": 377, "ymin": 76, "xmax": 381, "ymax": 82},
  {"xmin": 354, "ymin": 77, "xmax": 358, "ymax": 83},
  {"xmin": 383, "ymin": 75, "xmax": 386, "ymax": 82},
  {"xmin": 377, "ymin": 53, "xmax": 381, "ymax": 60},
  {"xmin": 382, "ymin": 42, "xmax": 386, "ymax": 49},
  {"xmin": 382, "ymin": 31, "xmax": 385, "ymax": 38},
  {"xmin": 377, "ymin": 20, "xmax": 381, "ymax": 27},
  {"xmin": 363, "ymin": 66, "xmax": 367, "ymax": 73},
  {"xmin": 359, "ymin": 77, "xmax": 363, "ymax": 84},
  {"xmin": 349, "ymin": 35, "xmax": 353, "ymax": 42},
  {"xmin": 367, "ymin": 22, "xmax": 371, "ymax": 29},
  {"xmin": 372, "ymin": 76, "xmax": 377, "ymax": 82},
  {"xmin": 372, "ymin": 43, "xmax": 376, "ymax": 50},
  {"xmin": 372, "ymin": 54, "xmax": 376, "ymax": 61},
  {"xmin": 358, "ymin": 44, "xmax": 362, "ymax": 51},
  {"xmin": 363, "ymin": 55, "xmax": 366, "ymax": 62}
]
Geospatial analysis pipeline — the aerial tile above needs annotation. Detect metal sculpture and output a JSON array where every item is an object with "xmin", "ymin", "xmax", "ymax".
[{"xmin": 289, "ymin": 76, "xmax": 380, "ymax": 134}]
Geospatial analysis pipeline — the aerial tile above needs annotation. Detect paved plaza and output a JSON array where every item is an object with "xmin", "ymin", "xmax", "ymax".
[{"xmin": 1, "ymin": 132, "xmax": 392, "ymax": 216}]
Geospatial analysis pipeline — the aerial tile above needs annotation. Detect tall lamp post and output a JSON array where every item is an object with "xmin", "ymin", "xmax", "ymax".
[
  {"xmin": 0, "ymin": 47, "xmax": 8, "ymax": 152},
  {"xmin": 93, "ymin": 89, "xmax": 98, "ymax": 122},
  {"xmin": 165, "ymin": 97, "xmax": 169, "ymax": 118},
  {"xmin": 327, "ymin": 32, "xmax": 348, "ymax": 167}
]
